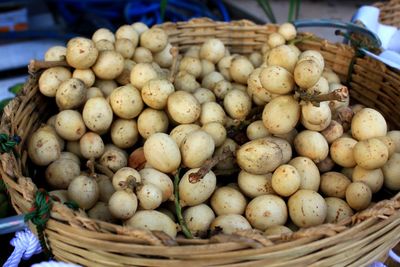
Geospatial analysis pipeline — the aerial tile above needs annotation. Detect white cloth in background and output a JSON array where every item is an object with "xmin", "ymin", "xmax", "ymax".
[{"xmin": 352, "ymin": 6, "xmax": 400, "ymax": 69}]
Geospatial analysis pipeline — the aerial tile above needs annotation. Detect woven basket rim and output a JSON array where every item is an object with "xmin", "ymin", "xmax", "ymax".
[{"xmin": 1, "ymin": 17, "xmax": 400, "ymax": 266}]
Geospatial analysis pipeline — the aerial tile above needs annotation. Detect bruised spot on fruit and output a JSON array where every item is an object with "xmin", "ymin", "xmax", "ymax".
[
  {"xmin": 107, "ymin": 155, "xmax": 116, "ymax": 161},
  {"xmin": 37, "ymin": 140, "xmax": 43, "ymax": 148}
]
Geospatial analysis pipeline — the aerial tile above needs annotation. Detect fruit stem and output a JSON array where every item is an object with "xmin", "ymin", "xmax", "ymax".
[
  {"xmin": 173, "ymin": 169, "xmax": 193, "ymax": 239},
  {"xmin": 188, "ymin": 147, "xmax": 233, "ymax": 183},
  {"xmin": 28, "ymin": 60, "xmax": 69, "ymax": 73},
  {"xmin": 226, "ymin": 106, "xmax": 263, "ymax": 144},
  {"xmin": 168, "ymin": 46, "xmax": 179, "ymax": 83},
  {"xmin": 213, "ymin": 168, "xmax": 241, "ymax": 176},
  {"xmin": 93, "ymin": 162, "xmax": 114, "ymax": 178},
  {"xmin": 86, "ymin": 158, "xmax": 97, "ymax": 179},
  {"xmin": 118, "ymin": 177, "xmax": 139, "ymax": 191},
  {"xmin": 297, "ymin": 86, "xmax": 349, "ymax": 106},
  {"xmin": 335, "ymin": 106, "xmax": 354, "ymax": 132}
]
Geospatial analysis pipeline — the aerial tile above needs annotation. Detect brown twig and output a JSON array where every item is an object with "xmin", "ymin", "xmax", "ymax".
[
  {"xmin": 226, "ymin": 106, "xmax": 263, "ymax": 145},
  {"xmin": 168, "ymin": 47, "xmax": 179, "ymax": 83},
  {"xmin": 188, "ymin": 147, "xmax": 233, "ymax": 183},
  {"xmin": 213, "ymin": 168, "xmax": 241, "ymax": 176},
  {"xmin": 335, "ymin": 106, "xmax": 354, "ymax": 132},
  {"xmin": 297, "ymin": 86, "xmax": 349, "ymax": 106},
  {"xmin": 94, "ymin": 162, "xmax": 114, "ymax": 178},
  {"xmin": 28, "ymin": 60, "xmax": 70, "ymax": 74},
  {"xmin": 118, "ymin": 178, "xmax": 138, "ymax": 191},
  {"xmin": 86, "ymin": 158, "xmax": 97, "ymax": 179}
]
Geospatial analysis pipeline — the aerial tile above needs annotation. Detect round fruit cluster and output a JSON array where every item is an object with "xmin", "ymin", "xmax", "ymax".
[{"xmin": 28, "ymin": 22, "xmax": 400, "ymax": 238}]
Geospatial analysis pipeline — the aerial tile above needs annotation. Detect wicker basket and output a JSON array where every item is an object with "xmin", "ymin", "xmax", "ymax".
[
  {"xmin": 1, "ymin": 15, "xmax": 400, "ymax": 267},
  {"xmin": 375, "ymin": 0, "xmax": 400, "ymax": 27}
]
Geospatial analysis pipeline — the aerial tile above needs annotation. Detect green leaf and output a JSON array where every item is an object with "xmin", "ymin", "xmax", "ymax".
[
  {"xmin": 257, "ymin": 0, "xmax": 276, "ymax": 23},
  {"xmin": 0, "ymin": 98, "xmax": 13, "ymax": 111},
  {"xmin": 160, "ymin": 0, "xmax": 168, "ymax": 22},
  {"xmin": 8, "ymin": 83, "xmax": 24, "ymax": 95},
  {"xmin": 288, "ymin": 0, "xmax": 295, "ymax": 22}
]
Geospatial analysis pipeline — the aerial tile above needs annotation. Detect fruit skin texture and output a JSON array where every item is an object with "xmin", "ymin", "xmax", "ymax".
[
  {"xmin": 351, "ymin": 108, "xmax": 387, "ymax": 141},
  {"xmin": 324, "ymin": 197, "xmax": 353, "ymax": 223},
  {"xmin": 92, "ymin": 50, "xmax": 124, "ymax": 80},
  {"xmin": 199, "ymin": 38, "xmax": 225, "ymax": 63},
  {"xmin": 288, "ymin": 190, "xmax": 327, "ymax": 228},
  {"xmin": 245, "ymin": 194, "xmax": 288, "ymax": 231},
  {"xmin": 28, "ymin": 127, "xmax": 61, "ymax": 166},
  {"xmin": 260, "ymin": 66, "xmax": 294, "ymax": 94},
  {"xmin": 66, "ymin": 37, "xmax": 98, "ymax": 69},
  {"xmin": 236, "ymin": 138, "xmax": 283, "ymax": 175},
  {"xmin": 238, "ymin": 171, "xmax": 274, "ymax": 198},
  {"xmin": 108, "ymin": 190, "xmax": 138, "ymax": 219},
  {"xmin": 45, "ymin": 158, "xmax": 80, "ymax": 189},
  {"xmin": 353, "ymin": 138, "xmax": 389, "ymax": 170},
  {"xmin": 271, "ymin": 164, "xmax": 301, "ymax": 197},
  {"xmin": 183, "ymin": 204, "xmax": 215, "ymax": 236},
  {"xmin": 68, "ymin": 175, "xmax": 99, "ymax": 210},
  {"xmin": 382, "ymin": 153, "xmax": 400, "ymax": 190},
  {"xmin": 143, "ymin": 133, "xmax": 181, "ymax": 173},
  {"xmin": 294, "ymin": 130, "xmax": 329, "ymax": 163},
  {"xmin": 181, "ymin": 130, "xmax": 215, "ymax": 169},
  {"xmin": 210, "ymin": 186, "xmax": 247, "ymax": 215},
  {"xmin": 288, "ymin": 157, "xmax": 320, "ymax": 191},
  {"xmin": 210, "ymin": 214, "xmax": 252, "ymax": 234},
  {"xmin": 82, "ymin": 97, "xmax": 113, "ymax": 135},
  {"xmin": 262, "ymin": 95, "xmax": 300, "ymax": 135},
  {"xmin": 319, "ymin": 172, "xmax": 351, "ymax": 198},
  {"xmin": 345, "ymin": 182, "xmax": 372, "ymax": 211},
  {"xmin": 125, "ymin": 210, "xmax": 177, "ymax": 238},
  {"xmin": 109, "ymin": 84, "xmax": 143, "ymax": 119},
  {"xmin": 294, "ymin": 59, "xmax": 322, "ymax": 89},
  {"xmin": 330, "ymin": 137, "xmax": 357, "ymax": 168},
  {"xmin": 167, "ymin": 91, "xmax": 201, "ymax": 124},
  {"xmin": 179, "ymin": 169, "xmax": 216, "ymax": 207}
]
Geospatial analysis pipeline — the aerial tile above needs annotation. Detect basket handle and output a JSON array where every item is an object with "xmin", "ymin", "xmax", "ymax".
[{"xmin": 292, "ymin": 19, "xmax": 382, "ymax": 48}]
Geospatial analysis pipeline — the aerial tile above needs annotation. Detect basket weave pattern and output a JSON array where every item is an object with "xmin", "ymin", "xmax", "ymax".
[
  {"xmin": 1, "ymin": 18, "xmax": 400, "ymax": 266},
  {"xmin": 374, "ymin": 0, "xmax": 400, "ymax": 27}
]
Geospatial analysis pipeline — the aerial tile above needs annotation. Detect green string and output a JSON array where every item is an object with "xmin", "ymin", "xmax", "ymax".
[
  {"xmin": 173, "ymin": 169, "xmax": 193, "ymax": 239},
  {"xmin": 0, "ymin": 133, "xmax": 21, "ymax": 154},
  {"xmin": 24, "ymin": 189, "xmax": 53, "ymax": 259},
  {"xmin": 64, "ymin": 200, "xmax": 79, "ymax": 210},
  {"xmin": 0, "ymin": 133, "xmax": 78, "ymax": 258}
]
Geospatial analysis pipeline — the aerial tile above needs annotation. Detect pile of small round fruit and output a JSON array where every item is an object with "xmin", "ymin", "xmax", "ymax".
[{"xmin": 28, "ymin": 21, "xmax": 400, "ymax": 238}]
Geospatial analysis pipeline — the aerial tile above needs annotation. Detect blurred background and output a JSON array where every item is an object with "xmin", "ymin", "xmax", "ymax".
[{"xmin": 0, "ymin": 0, "xmax": 373, "ymax": 103}]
